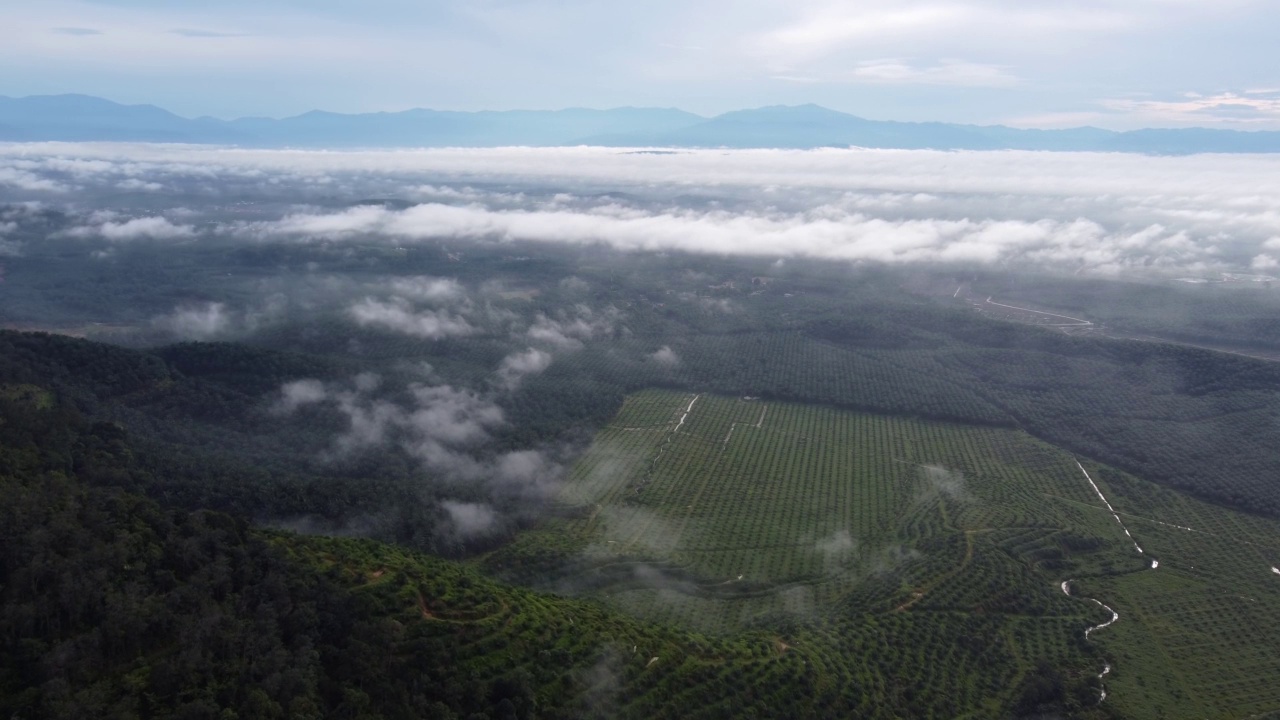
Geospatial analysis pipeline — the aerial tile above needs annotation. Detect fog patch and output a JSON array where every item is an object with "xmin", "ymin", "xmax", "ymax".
[
  {"xmin": 815, "ymin": 530, "xmax": 858, "ymax": 573},
  {"xmin": 920, "ymin": 463, "xmax": 970, "ymax": 502},
  {"xmin": 870, "ymin": 543, "xmax": 924, "ymax": 574},
  {"xmin": 574, "ymin": 648, "xmax": 623, "ymax": 718}
]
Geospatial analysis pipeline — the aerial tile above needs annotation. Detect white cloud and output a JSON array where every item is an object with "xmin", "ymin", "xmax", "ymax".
[
  {"xmin": 441, "ymin": 500, "xmax": 498, "ymax": 538},
  {"xmin": 274, "ymin": 379, "xmax": 328, "ymax": 414},
  {"xmin": 1250, "ymin": 253, "xmax": 1278, "ymax": 270},
  {"xmin": 0, "ymin": 167, "xmax": 67, "ymax": 192},
  {"xmin": 348, "ymin": 297, "xmax": 474, "ymax": 339},
  {"xmin": 386, "ymin": 276, "xmax": 466, "ymax": 303},
  {"xmin": 649, "ymin": 346, "xmax": 680, "ymax": 367},
  {"xmin": 151, "ymin": 302, "xmax": 232, "ymax": 340},
  {"xmin": 847, "ymin": 59, "xmax": 1018, "ymax": 87},
  {"xmin": 117, "ymin": 178, "xmax": 164, "ymax": 191},
  {"xmin": 248, "ymin": 200, "xmax": 1232, "ymax": 273},
  {"xmin": 525, "ymin": 305, "xmax": 619, "ymax": 350},
  {"xmin": 496, "ymin": 347, "xmax": 553, "ymax": 390},
  {"xmin": 6, "ymin": 144, "xmax": 1280, "ymax": 275},
  {"xmin": 1100, "ymin": 91, "xmax": 1280, "ymax": 126},
  {"xmin": 69, "ymin": 216, "xmax": 195, "ymax": 241}
]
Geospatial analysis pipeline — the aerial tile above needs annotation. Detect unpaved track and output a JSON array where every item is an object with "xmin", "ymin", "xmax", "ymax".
[
  {"xmin": 1076, "ymin": 460, "xmax": 1144, "ymax": 554},
  {"xmin": 984, "ymin": 296, "xmax": 1093, "ymax": 326},
  {"xmin": 1061, "ymin": 459, "xmax": 1155, "ymax": 704}
]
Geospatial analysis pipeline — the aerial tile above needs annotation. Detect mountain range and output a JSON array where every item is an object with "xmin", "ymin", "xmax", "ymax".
[{"xmin": 3, "ymin": 93, "xmax": 1279, "ymax": 154}]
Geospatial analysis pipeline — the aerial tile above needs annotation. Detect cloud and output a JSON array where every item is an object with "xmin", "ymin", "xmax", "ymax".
[
  {"xmin": 919, "ymin": 464, "xmax": 969, "ymax": 502},
  {"xmin": 649, "ymin": 346, "xmax": 680, "ymax": 367},
  {"xmin": 0, "ymin": 168, "xmax": 67, "ymax": 193},
  {"xmin": 168, "ymin": 28, "xmax": 245, "ymax": 38},
  {"xmin": 749, "ymin": 2, "xmax": 1133, "ymax": 75},
  {"xmin": 348, "ymin": 297, "xmax": 474, "ymax": 339},
  {"xmin": 559, "ymin": 275, "xmax": 590, "ymax": 293},
  {"xmin": 7, "ymin": 144, "xmax": 1280, "ymax": 275},
  {"xmin": 441, "ymin": 500, "xmax": 498, "ymax": 538},
  {"xmin": 248, "ymin": 200, "xmax": 1224, "ymax": 273},
  {"xmin": 274, "ymin": 373, "xmax": 565, "ymax": 533},
  {"xmin": 847, "ymin": 59, "xmax": 1019, "ymax": 87},
  {"xmin": 68, "ymin": 216, "xmax": 196, "ymax": 241},
  {"xmin": 273, "ymin": 379, "xmax": 328, "ymax": 414},
  {"xmin": 386, "ymin": 276, "xmax": 466, "ymax": 303},
  {"xmin": 117, "ymin": 178, "xmax": 164, "ymax": 192},
  {"xmin": 1251, "ymin": 253, "xmax": 1278, "ymax": 270},
  {"xmin": 50, "ymin": 27, "xmax": 102, "ymax": 36},
  {"xmin": 815, "ymin": 530, "xmax": 857, "ymax": 573},
  {"xmin": 151, "ymin": 302, "xmax": 232, "ymax": 340},
  {"xmin": 525, "ymin": 305, "xmax": 619, "ymax": 350},
  {"xmin": 496, "ymin": 347, "xmax": 553, "ymax": 390},
  {"xmin": 1101, "ymin": 91, "xmax": 1280, "ymax": 126},
  {"xmin": 151, "ymin": 296, "xmax": 283, "ymax": 340}
]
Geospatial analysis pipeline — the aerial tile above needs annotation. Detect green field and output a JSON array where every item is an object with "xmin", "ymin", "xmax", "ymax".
[{"xmin": 489, "ymin": 389, "xmax": 1280, "ymax": 719}]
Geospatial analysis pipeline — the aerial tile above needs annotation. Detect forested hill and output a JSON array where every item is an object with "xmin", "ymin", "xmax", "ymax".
[{"xmin": 0, "ymin": 343, "xmax": 860, "ymax": 719}]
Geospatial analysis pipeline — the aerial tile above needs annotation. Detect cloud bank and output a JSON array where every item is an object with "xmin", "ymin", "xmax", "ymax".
[{"xmin": 3, "ymin": 144, "xmax": 1279, "ymax": 275}]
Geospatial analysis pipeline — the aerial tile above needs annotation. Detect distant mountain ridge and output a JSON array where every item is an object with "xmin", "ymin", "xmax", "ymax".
[{"xmin": 2, "ymin": 93, "xmax": 1279, "ymax": 153}]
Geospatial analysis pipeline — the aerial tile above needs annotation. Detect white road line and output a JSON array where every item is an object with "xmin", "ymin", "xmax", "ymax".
[
  {"xmin": 985, "ymin": 296, "xmax": 1093, "ymax": 325},
  {"xmin": 1076, "ymin": 460, "xmax": 1143, "ymax": 554},
  {"xmin": 672, "ymin": 393, "xmax": 700, "ymax": 434}
]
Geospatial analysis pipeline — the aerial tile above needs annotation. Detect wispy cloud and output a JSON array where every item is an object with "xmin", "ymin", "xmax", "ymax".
[
  {"xmin": 1101, "ymin": 91, "xmax": 1280, "ymax": 126},
  {"xmin": 50, "ymin": 27, "xmax": 102, "ymax": 36},
  {"xmin": 772, "ymin": 59, "xmax": 1018, "ymax": 88},
  {"xmin": 168, "ymin": 28, "xmax": 245, "ymax": 38},
  {"xmin": 847, "ymin": 59, "xmax": 1018, "ymax": 88}
]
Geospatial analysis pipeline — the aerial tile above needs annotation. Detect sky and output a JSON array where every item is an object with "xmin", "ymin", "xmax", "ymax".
[{"xmin": 0, "ymin": 0, "xmax": 1278, "ymax": 130}]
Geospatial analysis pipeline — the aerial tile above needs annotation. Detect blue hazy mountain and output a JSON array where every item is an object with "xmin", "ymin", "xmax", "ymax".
[
  {"xmin": 0, "ymin": 94, "xmax": 246, "ymax": 143},
  {"xmin": 2, "ymin": 94, "xmax": 1278, "ymax": 153}
]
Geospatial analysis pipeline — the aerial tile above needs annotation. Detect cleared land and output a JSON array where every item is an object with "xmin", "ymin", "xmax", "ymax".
[{"xmin": 490, "ymin": 389, "xmax": 1280, "ymax": 719}]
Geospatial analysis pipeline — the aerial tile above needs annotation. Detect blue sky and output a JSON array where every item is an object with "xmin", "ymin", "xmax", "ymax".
[{"xmin": 2, "ymin": 0, "xmax": 1278, "ymax": 129}]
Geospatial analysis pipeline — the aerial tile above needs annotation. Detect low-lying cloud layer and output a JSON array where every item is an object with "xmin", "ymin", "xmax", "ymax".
[
  {"xmin": 273, "ymin": 372, "xmax": 568, "ymax": 540},
  {"xmin": 3, "ymin": 143, "xmax": 1280, "ymax": 275}
]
